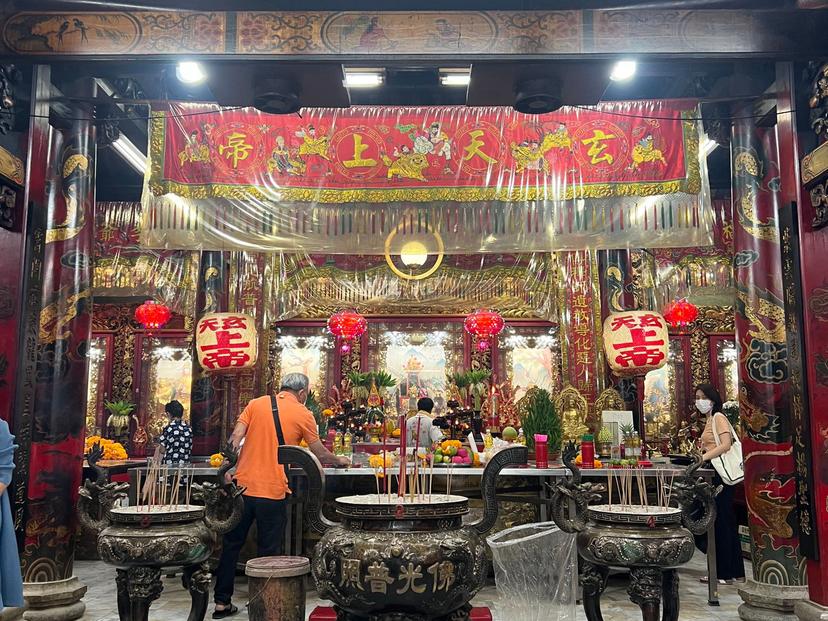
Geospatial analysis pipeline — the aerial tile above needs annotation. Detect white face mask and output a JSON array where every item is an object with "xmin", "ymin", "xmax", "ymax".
[{"xmin": 696, "ymin": 399, "xmax": 713, "ymax": 414}]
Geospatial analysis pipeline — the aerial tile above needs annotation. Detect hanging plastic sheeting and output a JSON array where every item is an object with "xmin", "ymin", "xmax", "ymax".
[
  {"xmin": 141, "ymin": 101, "xmax": 713, "ymax": 254},
  {"xmin": 94, "ymin": 202, "xmax": 198, "ymax": 315},
  {"xmin": 266, "ymin": 253, "xmax": 558, "ymax": 322},
  {"xmin": 487, "ymin": 522, "xmax": 577, "ymax": 621},
  {"xmin": 648, "ymin": 198, "xmax": 734, "ymax": 309}
]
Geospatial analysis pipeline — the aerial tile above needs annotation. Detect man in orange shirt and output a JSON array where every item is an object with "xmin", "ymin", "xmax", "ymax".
[{"xmin": 213, "ymin": 373, "xmax": 347, "ymax": 618}]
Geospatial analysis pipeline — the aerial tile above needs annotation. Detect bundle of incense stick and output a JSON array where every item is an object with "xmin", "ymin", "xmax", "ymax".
[
  {"xmin": 398, "ymin": 414, "xmax": 407, "ymax": 499},
  {"xmin": 137, "ymin": 459, "xmax": 194, "ymax": 510}
]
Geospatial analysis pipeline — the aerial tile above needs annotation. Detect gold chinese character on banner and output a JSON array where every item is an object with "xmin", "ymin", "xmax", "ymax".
[
  {"xmin": 339, "ymin": 559, "xmax": 364, "ymax": 591},
  {"xmin": 396, "ymin": 563, "xmax": 426, "ymax": 594},
  {"xmin": 364, "ymin": 562, "xmax": 394, "ymax": 594},
  {"xmin": 343, "ymin": 133, "xmax": 378, "ymax": 169},
  {"xmin": 581, "ymin": 129, "xmax": 617, "ymax": 165},
  {"xmin": 463, "ymin": 130, "xmax": 498, "ymax": 165},
  {"xmin": 218, "ymin": 132, "xmax": 253, "ymax": 169},
  {"xmin": 427, "ymin": 561, "xmax": 456, "ymax": 592}
]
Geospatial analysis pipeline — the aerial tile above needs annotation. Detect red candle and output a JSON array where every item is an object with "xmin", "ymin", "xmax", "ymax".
[
  {"xmin": 382, "ymin": 418, "xmax": 388, "ymax": 493},
  {"xmin": 398, "ymin": 414, "xmax": 407, "ymax": 498}
]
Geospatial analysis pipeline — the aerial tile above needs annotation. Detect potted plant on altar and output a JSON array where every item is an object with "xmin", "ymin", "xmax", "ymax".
[
  {"xmin": 346, "ymin": 371, "xmax": 372, "ymax": 408},
  {"xmin": 520, "ymin": 388, "xmax": 563, "ymax": 462},
  {"xmin": 465, "ymin": 369, "xmax": 491, "ymax": 413},
  {"xmin": 104, "ymin": 400, "xmax": 135, "ymax": 445}
]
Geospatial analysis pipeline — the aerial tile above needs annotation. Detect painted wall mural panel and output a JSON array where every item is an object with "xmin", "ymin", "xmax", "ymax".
[{"xmin": 2, "ymin": 10, "xmax": 823, "ymax": 57}]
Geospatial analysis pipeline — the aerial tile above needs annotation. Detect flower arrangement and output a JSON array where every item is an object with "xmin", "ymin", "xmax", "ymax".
[
  {"xmin": 368, "ymin": 451, "xmax": 397, "ymax": 474},
  {"xmin": 209, "ymin": 453, "xmax": 224, "ymax": 467},
  {"xmin": 574, "ymin": 454, "xmax": 604, "ymax": 469},
  {"xmin": 722, "ymin": 400, "xmax": 740, "ymax": 431},
  {"xmin": 84, "ymin": 436, "xmax": 128, "ymax": 460}
]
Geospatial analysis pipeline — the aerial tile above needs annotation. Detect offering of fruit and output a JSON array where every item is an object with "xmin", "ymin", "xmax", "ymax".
[
  {"xmin": 209, "ymin": 453, "xmax": 224, "ymax": 467},
  {"xmin": 502, "ymin": 426, "xmax": 518, "ymax": 442}
]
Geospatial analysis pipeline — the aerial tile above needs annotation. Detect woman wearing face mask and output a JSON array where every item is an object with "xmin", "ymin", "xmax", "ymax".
[{"xmin": 695, "ymin": 383, "xmax": 746, "ymax": 585}]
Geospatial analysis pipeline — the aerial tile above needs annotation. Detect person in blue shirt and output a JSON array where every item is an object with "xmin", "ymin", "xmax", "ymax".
[{"xmin": 0, "ymin": 417, "xmax": 23, "ymax": 611}]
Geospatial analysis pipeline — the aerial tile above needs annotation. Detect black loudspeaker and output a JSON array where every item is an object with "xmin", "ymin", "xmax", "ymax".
[
  {"xmin": 513, "ymin": 78, "xmax": 563, "ymax": 115},
  {"xmin": 253, "ymin": 77, "xmax": 301, "ymax": 115}
]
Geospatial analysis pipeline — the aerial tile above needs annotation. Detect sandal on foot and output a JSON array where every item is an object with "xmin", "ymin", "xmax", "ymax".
[
  {"xmin": 212, "ymin": 604, "xmax": 239, "ymax": 619},
  {"xmin": 699, "ymin": 577, "xmax": 732, "ymax": 585}
]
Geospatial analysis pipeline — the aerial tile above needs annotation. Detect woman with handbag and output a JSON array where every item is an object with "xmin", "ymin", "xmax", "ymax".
[{"xmin": 696, "ymin": 383, "xmax": 746, "ymax": 585}]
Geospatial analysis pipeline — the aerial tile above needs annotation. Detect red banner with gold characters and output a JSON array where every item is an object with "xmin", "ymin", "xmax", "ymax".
[{"xmin": 149, "ymin": 101, "xmax": 701, "ymax": 203}]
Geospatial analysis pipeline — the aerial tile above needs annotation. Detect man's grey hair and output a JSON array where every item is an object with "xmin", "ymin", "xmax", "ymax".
[{"xmin": 280, "ymin": 373, "xmax": 310, "ymax": 393}]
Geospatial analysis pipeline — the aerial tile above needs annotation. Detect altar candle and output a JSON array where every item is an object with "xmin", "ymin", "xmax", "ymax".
[
  {"xmin": 398, "ymin": 414, "xmax": 407, "ymax": 499},
  {"xmin": 414, "ymin": 417, "xmax": 422, "ymax": 502},
  {"xmin": 382, "ymin": 420, "xmax": 388, "ymax": 497}
]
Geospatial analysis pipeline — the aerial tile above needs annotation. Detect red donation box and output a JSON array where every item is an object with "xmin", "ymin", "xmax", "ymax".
[
  {"xmin": 196, "ymin": 313, "xmax": 258, "ymax": 372},
  {"xmin": 602, "ymin": 311, "xmax": 669, "ymax": 377}
]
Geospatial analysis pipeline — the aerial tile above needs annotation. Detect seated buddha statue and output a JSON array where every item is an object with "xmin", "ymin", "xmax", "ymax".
[{"xmin": 562, "ymin": 405, "xmax": 588, "ymax": 442}]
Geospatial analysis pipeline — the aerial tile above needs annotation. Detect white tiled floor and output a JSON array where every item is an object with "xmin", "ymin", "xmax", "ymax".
[{"xmin": 76, "ymin": 552, "xmax": 749, "ymax": 620}]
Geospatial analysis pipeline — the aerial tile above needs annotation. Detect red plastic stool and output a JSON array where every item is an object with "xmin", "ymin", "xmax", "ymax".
[{"xmin": 309, "ymin": 607, "xmax": 492, "ymax": 620}]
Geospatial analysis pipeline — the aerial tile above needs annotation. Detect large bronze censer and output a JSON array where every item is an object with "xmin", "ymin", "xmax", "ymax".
[
  {"xmin": 78, "ymin": 444, "xmax": 244, "ymax": 621},
  {"xmin": 549, "ymin": 443, "xmax": 719, "ymax": 621},
  {"xmin": 279, "ymin": 445, "xmax": 527, "ymax": 621}
]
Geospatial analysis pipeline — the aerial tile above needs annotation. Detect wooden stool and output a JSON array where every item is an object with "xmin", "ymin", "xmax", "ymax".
[{"xmin": 245, "ymin": 556, "xmax": 310, "ymax": 621}]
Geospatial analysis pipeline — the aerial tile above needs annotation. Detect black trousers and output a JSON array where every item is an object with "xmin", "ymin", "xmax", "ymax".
[
  {"xmin": 712, "ymin": 477, "xmax": 746, "ymax": 580},
  {"xmin": 694, "ymin": 472, "xmax": 746, "ymax": 581},
  {"xmin": 213, "ymin": 495, "xmax": 287, "ymax": 605}
]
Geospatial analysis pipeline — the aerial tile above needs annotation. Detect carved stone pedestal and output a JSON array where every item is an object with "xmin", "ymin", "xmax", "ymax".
[
  {"xmin": 21, "ymin": 577, "xmax": 86, "ymax": 621},
  {"xmin": 738, "ymin": 580, "xmax": 809, "ymax": 621},
  {"xmin": 0, "ymin": 607, "xmax": 25, "ymax": 621},
  {"xmin": 795, "ymin": 600, "xmax": 828, "ymax": 621}
]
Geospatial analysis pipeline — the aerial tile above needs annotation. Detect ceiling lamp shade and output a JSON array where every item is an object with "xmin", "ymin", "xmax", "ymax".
[
  {"xmin": 134, "ymin": 300, "xmax": 172, "ymax": 331},
  {"xmin": 464, "ymin": 309, "xmax": 505, "ymax": 351},
  {"xmin": 663, "ymin": 299, "xmax": 699, "ymax": 328},
  {"xmin": 603, "ymin": 311, "xmax": 669, "ymax": 377},
  {"xmin": 196, "ymin": 313, "xmax": 258, "ymax": 372},
  {"xmin": 328, "ymin": 310, "xmax": 368, "ymax": 354}
]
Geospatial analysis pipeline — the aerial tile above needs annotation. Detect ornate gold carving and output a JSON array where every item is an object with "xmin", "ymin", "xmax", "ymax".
[
  {"xmin": 737, "ymin": 288, "xmax": 786, "ymax": 344},
  {"xmin": 39, "ymin": 288, "xmax": 91, "ymax": 343},
  {"xmin": 92, "ymin": 305, "xmax": 138, "ymax": 403},
  {"xmin": 554, "ymin": 384, "xmax": 588, "ymax": 442},
  {"xmin": 690, "ymin": 329, "xmax": 709, "ymax": 390},
  {"xmin": 0, "ymin": 144, "xmax": 23, "ymax": 185},
  {"xmin": 801, "ymin": 141, "xmax": 828, "ymax": 184},
  {"xmin": 593, "ymin": 387, "xmax": 623, "ymax": 431},
  {"xmin": 694, "ymin": 305, "xmax": 735, "ymax": 334}
]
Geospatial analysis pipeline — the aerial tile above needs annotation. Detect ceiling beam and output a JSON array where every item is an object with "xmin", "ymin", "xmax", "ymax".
[{"xmin": 1, "ymin": 9, "xmax": 826, "ymax": 60}]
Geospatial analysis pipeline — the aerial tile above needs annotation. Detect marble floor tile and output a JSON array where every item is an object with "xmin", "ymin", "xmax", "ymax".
[{"xmin": 76, "ymin": 551, "xmax": 750, "ymax": 621}]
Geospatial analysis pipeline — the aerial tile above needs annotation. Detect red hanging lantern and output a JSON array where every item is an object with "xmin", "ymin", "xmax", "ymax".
[
  {"xmin": 464, "ymin": 309, "xmax": 505, "ymax": 351},
  {"xmin": 328, "ymin": 310, "xmax": 367, "ymax": 354},
  {"xmin": 134, "ymin": 300, "xmax": 172, "ymax": 331},
  {"xmin": 663, "ymin": 299, "xmax": 699, "ymax": 328}
]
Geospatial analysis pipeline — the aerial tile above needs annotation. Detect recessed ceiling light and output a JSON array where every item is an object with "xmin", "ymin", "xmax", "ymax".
[
  {"xmin": 609, "ymin": 60, "xmax": 637, "ymax": 82},
  {"xmin": 440, "ymin": 68, "xmax": 471, "ymax": 87},
  {"xmin": 343, "ymin": 69, "xmax": 384, "ymax": 88},
  {"xmin": 176, "ymin": 61, "xmax": 207, "ymax": 85}
]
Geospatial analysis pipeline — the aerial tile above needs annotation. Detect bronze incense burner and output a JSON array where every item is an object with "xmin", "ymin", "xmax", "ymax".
[
  {"xmin": 549, "ymin": 443, "xmax": 719, "ymax": 621},
  {"xmin": 78, "ymin": 444, "xmax": 244, "ymax": 621},
  {"xmin": 279, "ymin": 445, "xmax": 527, "ymax": 621}
]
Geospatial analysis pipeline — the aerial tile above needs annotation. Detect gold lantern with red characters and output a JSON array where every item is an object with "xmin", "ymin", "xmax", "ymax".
[
  {"xmin": 196, "ymin": 313, "xmax": 258, "ymax": 372},
  {"xmin": 602, "ymin": 311, "xmax": 669, "ymax": 377}
]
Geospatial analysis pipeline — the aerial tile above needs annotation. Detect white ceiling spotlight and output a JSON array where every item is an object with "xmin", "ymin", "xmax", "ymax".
[
  {"xmin": 609, "ymin": 60, "xmax": 637, "ymax": 82},
  {"xmin": 343, "ymin": 68, "xmax": 384, "ymax": 88},
  {"xmin": 176, "ymin": 61, "xmax": 207, "ymax": 85},
  {"xmin": 439, "ymin": 68, "xmax": 471, "ymax": 87}
]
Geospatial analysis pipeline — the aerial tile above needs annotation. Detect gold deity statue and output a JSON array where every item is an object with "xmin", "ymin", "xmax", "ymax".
[{"xmin": 554, "ymin": 385, "xmax": 589, "ymax": 443}]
